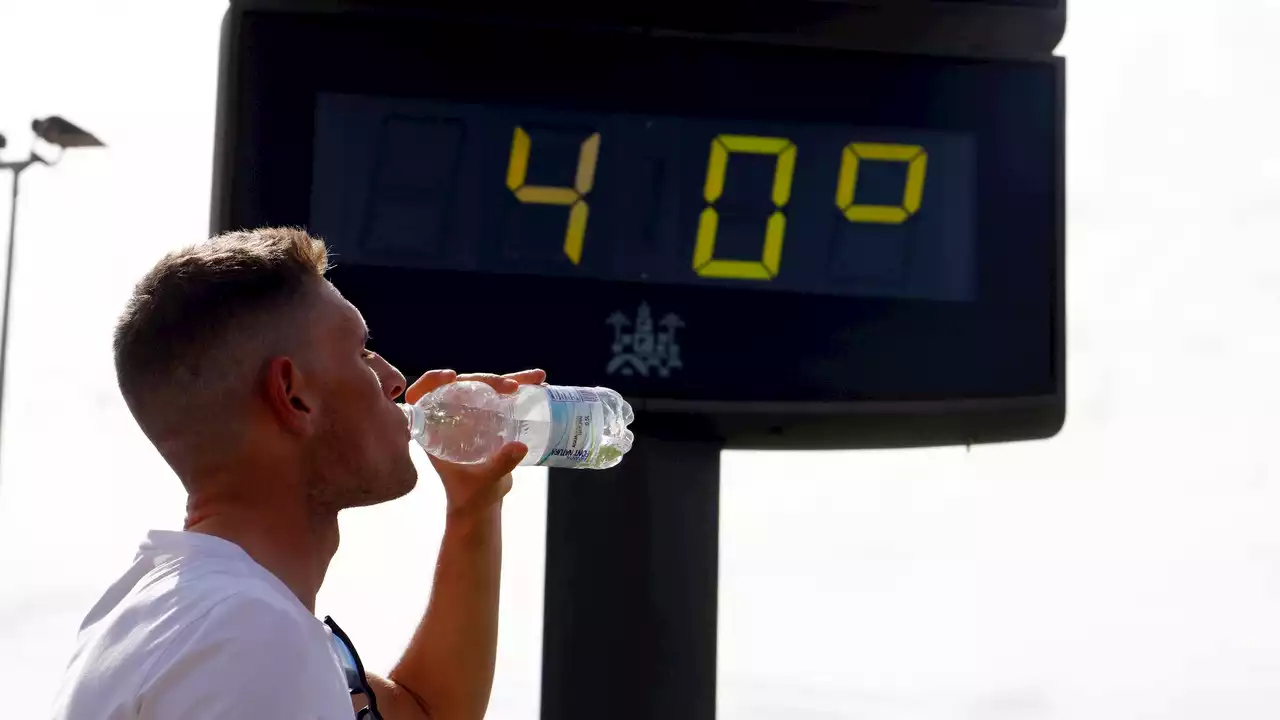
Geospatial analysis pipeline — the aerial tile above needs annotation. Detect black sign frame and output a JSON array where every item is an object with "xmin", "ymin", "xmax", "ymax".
[{"xmin": 211, "ymin": 0, "xmax": 1066, "ymax": 450}]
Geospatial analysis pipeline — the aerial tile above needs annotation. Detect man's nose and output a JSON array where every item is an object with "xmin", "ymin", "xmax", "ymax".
[{"xmin": 374, "ymin": 355, "xmax": 407, "ymax": 399}]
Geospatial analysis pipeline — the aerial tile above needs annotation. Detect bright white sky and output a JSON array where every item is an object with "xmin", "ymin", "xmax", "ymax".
[{"xmin": 1, "ymin": 1, "xmax": 1278, "ymax": 718}]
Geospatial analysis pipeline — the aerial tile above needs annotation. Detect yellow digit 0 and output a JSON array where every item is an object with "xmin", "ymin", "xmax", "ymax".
[
  {"xmin": 693, "ymin": 134, "xmax": 797, "ymax": 280},
  {"xmin": 505, "ymin": 126, "xmax": 601, "ymax": 265},
  {"xmin": 835, "ymin": 142, "xmax": 928, "ymax": 224}
]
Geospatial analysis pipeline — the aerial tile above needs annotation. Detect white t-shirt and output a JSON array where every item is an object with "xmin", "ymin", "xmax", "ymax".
[{"xmin": 50, "ymin": 530, "xmax": 356, "ymax": 719}]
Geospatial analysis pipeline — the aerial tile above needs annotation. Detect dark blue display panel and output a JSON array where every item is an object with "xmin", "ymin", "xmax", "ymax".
[
  {"xmin": 311, "ymin": 96, "xmax": 976, "ymax": 302},
  {"xmin": 216, "ymin": 9, "xmax": 1064, "ymax": 447}
]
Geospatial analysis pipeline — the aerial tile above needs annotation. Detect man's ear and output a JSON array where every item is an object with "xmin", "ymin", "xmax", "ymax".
[{"xmin": 263, "ymin": 356, "xmax": 315, "ymax": 436}]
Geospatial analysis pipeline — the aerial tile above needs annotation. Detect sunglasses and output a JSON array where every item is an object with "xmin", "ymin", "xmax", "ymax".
[{"xmin": 324, "ymin": 616, "xmax": 384, "ymax": 720}]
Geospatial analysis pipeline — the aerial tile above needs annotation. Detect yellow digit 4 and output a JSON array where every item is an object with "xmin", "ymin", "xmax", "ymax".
[
  {"xmin": 835, "ymin": 142, "xmax": 928, "ymax": 225},
  {"xmin": 693, "ymin": 134, "xmax": 797, "ymax": 280},
  {"xmin": 505, "ymin": 126, "xmax": 601, "ymax": 265}
]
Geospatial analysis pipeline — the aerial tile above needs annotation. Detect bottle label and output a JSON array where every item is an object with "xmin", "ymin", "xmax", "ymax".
[{"xmin": 539, "ymin": 386, "xmax": 603, "ymax": 468}]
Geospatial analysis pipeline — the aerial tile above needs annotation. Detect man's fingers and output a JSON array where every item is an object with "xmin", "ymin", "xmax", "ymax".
[
  {"xmin": 426, "ymin": 441, "xmax": 526, "ymax": 477},
  {"xmin": 407, "ymin": 368, "xmax": 546, "ymax": 404},
  {"xmin": 502, "ymin": 368, "xmax": 546, "ymax": 385},
  {"xmin": 485, "ymin": 441, "xmax": 529, "ymax": 476},
  {"xmin": 405, "ymin": 368, "xmax": 457, "ymax": 404},
  {"xmin": 455, "ymin": 368, "xmax": 540, "ymax": 392},
  {"xmin": 455, "ymin": 372, "xmax": 518, "ymax": 393}
]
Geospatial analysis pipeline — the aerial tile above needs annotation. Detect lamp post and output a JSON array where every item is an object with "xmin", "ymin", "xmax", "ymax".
[{"xmin": 0, "ymin": 116, "xmax": 105, "ymax": 479}]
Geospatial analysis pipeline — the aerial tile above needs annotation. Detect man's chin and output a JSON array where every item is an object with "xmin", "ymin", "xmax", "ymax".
[
  {"xmin": 376, "ymin": 467, "xmax": 419, "ymax": 505},
  {"xmin": 343, "ymin": 468, "xmax": 418, "ymax": 510},
  {"xmin": 390, "ymin": 471, "xmax": 419, "ymax": 500}
]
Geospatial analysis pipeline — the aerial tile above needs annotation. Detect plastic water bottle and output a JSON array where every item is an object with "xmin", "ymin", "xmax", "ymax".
[{"xmin": 401, "ymin": 381, "xmax": 635, "ymax": 469}]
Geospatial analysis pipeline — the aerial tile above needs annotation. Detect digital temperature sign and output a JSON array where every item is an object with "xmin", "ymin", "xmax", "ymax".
[
  {"xmin": 311, "ymin": 97, "xmax": 975, "ymax": 301},
  {"xmin": 213, "ymin": 5, "xmax": 1065, "ymax": 448}
]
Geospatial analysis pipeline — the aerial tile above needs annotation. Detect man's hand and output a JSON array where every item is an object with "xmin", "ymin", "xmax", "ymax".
[{"xmin": 404, "ymin": 368, "xmax": 546, "ymax": 519}]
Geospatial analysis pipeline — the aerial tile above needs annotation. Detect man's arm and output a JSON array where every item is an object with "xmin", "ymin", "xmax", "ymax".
[
  {"xmin": 363, "ymin": 369, "xmax": 541, "ymax": 720},
  {"xmin": 364, "ymin": 504, "xmax": 504, "ymax": 720}
]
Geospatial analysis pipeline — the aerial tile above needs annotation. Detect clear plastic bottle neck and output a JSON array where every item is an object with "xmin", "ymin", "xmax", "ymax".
[{"xmin": 400, "ymin": 402, "xmax": 426, "ymax": 441}]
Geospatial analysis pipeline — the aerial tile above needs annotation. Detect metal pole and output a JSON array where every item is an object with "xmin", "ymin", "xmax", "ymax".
[
  {"xmin": 542, "ymin": 436, "xmax": 721, "ymax": 720},
  {"xmin": 0, "ymin": 160, "xmax": 29, "ymax": 482}
]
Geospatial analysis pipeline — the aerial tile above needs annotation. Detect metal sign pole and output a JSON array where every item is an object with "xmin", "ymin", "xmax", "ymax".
[{"xmin": 542, "ymin": 436, "xmax": 721, "ymax": 720}]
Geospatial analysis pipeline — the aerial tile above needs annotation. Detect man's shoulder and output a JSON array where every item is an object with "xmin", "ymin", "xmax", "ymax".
[
  {"xmin": 131, "ymin": 591, "xmax": 349, "ymax": 717},
  {"xmin": 104, "ymin": 543, "xmax": 311, "ymax": 643},
  {"xmin": 144, "ymin": 586, "xmax": 326, "ymax": 673},
  {"xmin": 51, "ymin": 539, "xmax": 338, "ymax": 719},
  {"xmin": 53, "ymin": 585, "xmax": 348, "ymax": 719}
]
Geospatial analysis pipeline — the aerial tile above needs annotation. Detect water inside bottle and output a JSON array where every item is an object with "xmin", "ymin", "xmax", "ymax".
[
  {"xmin": 416, "ymin": 401, "xmax": 512, "ymax": 464},
  {"xmin": 403, "ymin": 382, "xmax": 633, "ymax": 468}
]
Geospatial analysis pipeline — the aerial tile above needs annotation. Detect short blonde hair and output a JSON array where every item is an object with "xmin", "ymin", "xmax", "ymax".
[{"xmin": 113, "ymin": 227, "xmax": 329, "ymax": 436}]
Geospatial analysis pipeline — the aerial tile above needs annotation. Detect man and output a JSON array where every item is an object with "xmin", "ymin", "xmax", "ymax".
[{"xmin": 51, "ymin": 227, "xmax": 538, "ymax": 719}]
